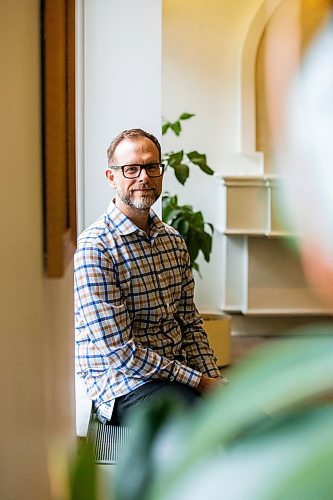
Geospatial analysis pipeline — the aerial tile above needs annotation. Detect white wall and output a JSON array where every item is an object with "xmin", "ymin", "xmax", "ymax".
[
  {"xmin": 0, "ymin": 2, "xmax": 75, "ymax": 498},
  {"xmin": 80, "ymin": 0, "xmax": 267, "ymax": 312},
  {"xmin": 162, "ymin": 0, "xmax": 266, "ymax": 311},
  {"xmin": 79, "ymin": 0, "xmax": 162, "ymax": 230},
  {"xmin": 80, "ymin": 0, "xmax": 271, "ymax": 313}
]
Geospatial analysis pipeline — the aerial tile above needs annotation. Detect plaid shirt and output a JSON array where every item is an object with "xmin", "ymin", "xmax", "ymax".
[{"xmin": 74, "ymin": 201, "xmax": 220, "ymax": 420}]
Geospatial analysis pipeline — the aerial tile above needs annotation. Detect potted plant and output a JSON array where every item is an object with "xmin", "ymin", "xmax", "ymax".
[
  {"xmin": 161, "ymin": 113, "xmax": 214, "ymax": 275},
  {"xmin": 162, "ymin": 114, "xmax": 231, "ymax": 364}
]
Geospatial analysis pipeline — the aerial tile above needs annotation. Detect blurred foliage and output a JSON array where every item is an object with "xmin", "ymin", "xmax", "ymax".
[
  {"xmin": 69, "ymin": 440, "xmax": 98, "ymax": 500},
  {"xmin": 113, "ymin": 327, "xmax": 333, "ymax": 500},
  {"xmin": 162, "ymin": 113, "xmax": 214, "ymax": 274},
  {"xmin": 114, "ymin": 397, "xmax": 186, "ymax": 500}
]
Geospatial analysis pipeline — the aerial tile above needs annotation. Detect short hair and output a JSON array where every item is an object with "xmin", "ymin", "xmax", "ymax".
[{"xmin": 107, "ymin": 128, "xmax": 161, "ymax": 165}]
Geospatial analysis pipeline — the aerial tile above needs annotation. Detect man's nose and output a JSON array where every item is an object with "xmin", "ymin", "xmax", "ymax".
[{"xmin": 138, "ymin": 166, "xmax": 149, "ymax": 180}]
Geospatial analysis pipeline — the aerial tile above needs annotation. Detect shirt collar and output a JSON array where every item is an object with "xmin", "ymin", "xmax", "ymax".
[{"xmin": 106, "ymin": 200, "xmax": 166, "ymax": 237}]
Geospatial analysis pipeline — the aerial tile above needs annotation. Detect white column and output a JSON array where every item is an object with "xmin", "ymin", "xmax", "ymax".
[{"xmin": 78, "ymin": 0, "xmax": 162, "ymax": 229}]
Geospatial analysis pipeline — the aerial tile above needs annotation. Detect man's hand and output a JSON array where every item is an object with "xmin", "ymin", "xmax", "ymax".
[{"xmin": 197, "ymin": 374, "xmax": 226, "ymax": 394}]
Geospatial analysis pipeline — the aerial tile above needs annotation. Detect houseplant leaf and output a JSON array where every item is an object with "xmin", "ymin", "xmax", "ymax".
[
  {"xmin": 162, "ymin": 193, "xmax": 178, "ymax": 221},
  {"xmin": 186, "ymin": 228, "xmax": 200, "ymax": 264},
  {"xmin": 187, "ymin": 151, "xmax": 214, "ymax": 175},
  {"xmin": 198, "ymin": 230, "xmax": 212, "ymax": 262},
  {"xmin": 166, "ymin": 150, "xmax": 184, "ymax": 166},
  {"xmin": 162, "ymin": 114, "xmax": 215, "ymax": 271},
  {"xmin": 174, "ymin": 163, "xmax": 189, "ymax": 185},
  {"xmin": 165, "ymin": 209, "xmax": 182, "ymax": 225},
  {"xmin": 191, "ymin": 210, "xmax": 205, "ymax": 229},
  {"xmin": 180, "ymin": 112, "xmax": 195, "ymax": 120},
  {"xmin": 170, "ymin": 121, "xmax": 182, "ymax": 136},
  {"xmin": 179, "ymin": 219, "xmax": 190, "ymax": 236},
  {"xmin": 162, "ymin": 123, "xmax": 170, "ymax": 135}
]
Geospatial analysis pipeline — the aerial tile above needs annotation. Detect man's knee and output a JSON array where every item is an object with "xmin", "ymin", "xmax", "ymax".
[{"xmin": 113, "ymin": 380, "xmax": 201, "ymax": 424}]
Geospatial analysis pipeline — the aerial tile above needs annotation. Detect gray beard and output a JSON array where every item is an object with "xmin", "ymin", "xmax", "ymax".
[{"xmin": 117, "ymin": 189, "xmax": 160, "ymax": 210}]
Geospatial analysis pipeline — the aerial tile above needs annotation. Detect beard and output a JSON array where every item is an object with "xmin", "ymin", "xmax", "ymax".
[{"xmin": 116, "ymin": 185, "xmax": 161, "ymax": 210}]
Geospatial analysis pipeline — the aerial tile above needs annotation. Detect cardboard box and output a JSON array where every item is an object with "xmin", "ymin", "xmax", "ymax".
[{"xmin": 202, "ymin": 313, "xmax": 231, "ymax": 367}]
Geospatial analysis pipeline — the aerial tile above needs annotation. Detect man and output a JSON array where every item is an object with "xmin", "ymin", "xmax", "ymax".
[{"xmin": 74, "ymin": 129, "xmax": 224, "ymax": 425}]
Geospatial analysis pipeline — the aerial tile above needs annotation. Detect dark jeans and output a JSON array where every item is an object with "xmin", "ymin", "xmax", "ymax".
[{"xmin": 102, "ymin": 381, "xmax": 201, "ymax": 426}]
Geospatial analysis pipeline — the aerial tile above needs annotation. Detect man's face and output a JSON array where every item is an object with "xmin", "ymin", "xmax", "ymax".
[{"xmin": 106, "ymin": 137, "xmax": 163, "ymax": 210}]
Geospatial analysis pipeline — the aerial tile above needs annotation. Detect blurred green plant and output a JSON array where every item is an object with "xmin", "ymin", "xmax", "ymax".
[
  {"xmin": 162, "ymin": 113, "xmax": 214, "ymax": 274},
  {"xmin": 69, "ymin": 441, "xmax": 98, "ymax": 500},
  {"xmin": 113, "ymin": 327, "xmax": 333, "ymax": 500}
]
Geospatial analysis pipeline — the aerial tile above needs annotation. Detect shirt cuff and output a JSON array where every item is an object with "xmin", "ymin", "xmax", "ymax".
[
  {"xmin": 206, "ymin": 366, "xmax": 223, "ymax": 378},
  {"xmin": 171, "ymin": 361, "xmax": 202, "ymax": 389}
]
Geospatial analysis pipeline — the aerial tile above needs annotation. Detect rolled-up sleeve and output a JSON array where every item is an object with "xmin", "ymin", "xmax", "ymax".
[{"xmin": 176, "ymin": 242, "xmax": 221, "ymax": 379}]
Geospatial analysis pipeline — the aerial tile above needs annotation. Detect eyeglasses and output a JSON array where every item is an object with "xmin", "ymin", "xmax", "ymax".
[{"xmin": 109, "ymin": 163, "xmax": 166, "ymax": 179}]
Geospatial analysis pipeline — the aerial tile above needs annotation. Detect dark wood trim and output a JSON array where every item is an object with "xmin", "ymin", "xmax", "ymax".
[{"xmin": 42, "ymin": 0, "xmax": 77, "ymax": 278}]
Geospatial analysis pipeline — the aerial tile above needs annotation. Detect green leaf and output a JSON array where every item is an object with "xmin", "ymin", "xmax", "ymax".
[
  {"xmin": 174, "ymin": 164, "xmax": 190, "ymax": 185},
  {"xmin": 181, "ymin": 220, "xmax": 190, "ymax": 236},
  {"xmin": 198, "ymin": 231, "xmax": 212, "ymax": 262},
  {"xmin": 191, "ymin": 211, "xmax": 204, "ymax": 228},
  {"xmin": 162, "ymin": 123, "xmax": 170, "ymax": 135},
  {"xmin": 186, "ymin": 229, "xmax": 200, "ymax": 264},
  {"xmin": 162, "ymin": 193, "xmax": 177, "ymax": 208},
  {"xmin": 162, "ymin": 194, "xmax": 178, "ymax": 222},
  {"xmin": 179, "ymin": 113, "xmax": 195, "ymax": 120},
  {"xmin": 198, "ymin": 164, "xmax": 214, "ymax": 175},
  {"xmin": 206, "ymin": 222, "xmax": 214, "ymax": 234},
  {"xmin": 187, "ymin": 151, "xmax": 204, "ymax": 163},
  {"xmin": 165, "ymin": 209, "xmax": 183, "ymax": 225},
  {"xmin": 187, "ymin": 151, "xmax": 214, "ymax": 175},
  {"xmin": 171, "ymin": 218, "xmax": 182, "ymax": 230},
  {"xmin": 167, "ymin": 150, "xmax": 184, "ymax": 167},
  {"xmin": 191, "ymin": 261, "xmax": 201, "ymax": 276},
  {"xmin": 162, "ymin": 196, "xmax": 213, "ymax": 269},
  {"xmin": 170, "ymin": 121, "xmax": 182, "ymax": 136}
]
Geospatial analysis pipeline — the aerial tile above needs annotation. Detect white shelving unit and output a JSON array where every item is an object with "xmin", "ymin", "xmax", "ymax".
[
  {"xmin": 218, "ymin": 175, "xmax": 333, "ymax": 316},
  {"xmin": 214, "ymin": 0, "xmax": 333, "ymax": 319},
  {"xmin": 218, "ymin": 175, "xmax": 292, "ymax": 237}
]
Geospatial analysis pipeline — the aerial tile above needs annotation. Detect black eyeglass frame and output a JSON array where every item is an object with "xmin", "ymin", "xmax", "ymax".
[{"xmin": 109, "ymin": 163, "xmax": 166, "ymax": 179}]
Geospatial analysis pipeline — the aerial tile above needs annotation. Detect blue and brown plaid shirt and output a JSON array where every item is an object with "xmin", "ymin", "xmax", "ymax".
[{"xmin": 74, "ymin": 201, "xmax": 220, "ymax": 419}]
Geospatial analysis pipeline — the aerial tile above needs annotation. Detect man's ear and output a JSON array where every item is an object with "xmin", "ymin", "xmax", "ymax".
[{"xmin": 105, "ymin": 168, "xmax": 116, "ymax": 188}]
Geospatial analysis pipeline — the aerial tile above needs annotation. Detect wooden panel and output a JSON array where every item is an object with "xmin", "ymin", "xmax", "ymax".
[
  {"xmin": 42, "ymin": 0, "xmax": 76, "ymax": 277},
  {"xmin": 247, "ymin": 238, "xmax": 333, "ymax": 315},
  {"xmin": 226, "ymin": 185, "xmax": 267, "ymax": 233}
]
